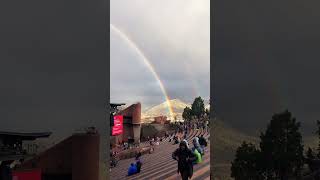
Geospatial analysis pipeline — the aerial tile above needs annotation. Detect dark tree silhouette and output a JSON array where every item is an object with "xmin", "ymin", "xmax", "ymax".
[
  {"xmin": 306, "ymin": 147, "xmax": 316, "ymax": 172},
  {"xmin": 231, "ymin": 141, "xmax": 260, "ymax": 180},
  {"xmin": 259, "ymin": 110, "xmax": 304, "ymax": 180},
  {"xmin": 316, "ymin": 120, "xmax": 320, "ymax": 158},
  {"xmin": 231, "ymin": 110, "xmax": 304, "ymax": 180},
  {"xmin": 306, "ymin": 148, "xmax": 315, "ymax": 162}
]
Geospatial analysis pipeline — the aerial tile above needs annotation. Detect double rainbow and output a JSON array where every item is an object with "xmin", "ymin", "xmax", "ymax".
[{"xmin": 111, "ymin": 24, "xmax": 174, "ymax": 119}]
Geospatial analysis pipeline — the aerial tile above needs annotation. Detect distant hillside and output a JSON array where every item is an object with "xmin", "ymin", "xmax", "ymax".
[
  {"xmin": 212, "ymin": 118, "xmax": 258, "ymax": 179},
  {"xmin": 142, "ymin": 99, "xmax": 190, "ymax": 122},
  {"xmin": 213, "ymin": 118, "xmax": 258, "ymax": 164},
  {"xmin": 142, "ymin": 99, "xmax": 210, "ymax": 123}
]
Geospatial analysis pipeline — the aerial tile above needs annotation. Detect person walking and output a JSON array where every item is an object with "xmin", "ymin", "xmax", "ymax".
[
  {"xmin": 149, "ymin": 139, "xmax": 155, "ymax": 153},
  {"xmin": 183, "ymin": 131, "xmax": 187, "ymax": 140},
  {"xmin": 110, "ymin": 151, "xmax": 118, "ymax": 168},
  {"xmin": 172, "ymin": 141, "xmax": 196, "ymax": 180},
  {"xmin": 182, "ymin": 139, "xmax": 189, "ymax": 149},
  {"xmin": 206, "ymin": 120, "xmax": 209, "ymax": 133}
]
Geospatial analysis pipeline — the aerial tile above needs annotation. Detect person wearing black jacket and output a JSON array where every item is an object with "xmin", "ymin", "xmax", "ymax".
[
  {"xmin": 199, "ymin": 135, "xmax": 207, "ymax": 148},
  {"xmin": 172, "ymin": 141, "xmax": 196, "ymax": 180}
]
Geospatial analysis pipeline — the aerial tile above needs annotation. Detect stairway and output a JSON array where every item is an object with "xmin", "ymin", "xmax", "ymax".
[{"xmin": 110, "ymin": 129, "xmax": 210, "ymax": 180}]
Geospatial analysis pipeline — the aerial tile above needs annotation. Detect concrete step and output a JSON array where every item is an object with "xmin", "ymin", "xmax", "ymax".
[{"xmin": 110, "ymin": 130, "xmax": 210, "ymax": 180}]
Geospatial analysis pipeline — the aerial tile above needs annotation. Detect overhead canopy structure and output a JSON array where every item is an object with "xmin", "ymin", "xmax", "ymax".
[
  {"xmin": 0, "ymin": 131, "xmax": 52, "ymax": 161},
  {"xmin": 0, "ymin": 154, "xmax": 31, "ymax": 161},
  {"xmin": 0, "ymin": 131, "xmax": 52, "ymax": 141}
]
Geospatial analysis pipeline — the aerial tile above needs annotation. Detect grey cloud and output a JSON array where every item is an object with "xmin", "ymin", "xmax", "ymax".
[
  {"xmin": 214, "ymin": 0, "xmax": 320, "ymax": 135},
  {"xmin": 110, "ymin": 0, "xmax": 210, "ymax": 109},
  {"xmin": 0, "ymin": 0, "xmax": 107, "ymax": 139}
]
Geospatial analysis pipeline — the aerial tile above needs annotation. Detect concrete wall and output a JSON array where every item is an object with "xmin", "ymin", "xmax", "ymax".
[
  {"xmin": 21, "ymin": 136, "xmax": 73, "ymax": 174},
  {"xmin": 19, "ymin": 133, "xmax": 100, "ymax": 180},
  {"xmin": 132, "ymin": 124, "xmax": 141, "ymax": 143},
  {"xmin": 72, "ymin": 134, "xmax": 100, "ymax": 180}
]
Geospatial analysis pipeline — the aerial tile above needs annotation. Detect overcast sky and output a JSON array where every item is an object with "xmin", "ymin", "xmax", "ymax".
[
  {"xmin": 214, "ymin": 0, "xmax": 320, "ymax": 135},
  {"xmin": 0, "ymin": 0, "xmax": 106, "ymax": 139},
  {"xmin": 110, "ymin": 0, "xmax": 210, "ymax": 110}
]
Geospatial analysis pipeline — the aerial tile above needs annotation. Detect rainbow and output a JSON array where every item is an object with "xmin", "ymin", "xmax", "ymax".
[
  {"xmin": 252, "ymin": 47, "xmax": 283, "ymax": 111},
  {"xmin": 110, "ymin": 24, "xmax": 175, "ymax": 119},
  {"xmin": 184, "ymin": 62, "xmax": 201, "ymax": 98}
]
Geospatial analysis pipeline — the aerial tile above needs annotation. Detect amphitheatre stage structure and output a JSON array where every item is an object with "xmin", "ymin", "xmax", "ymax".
[
  {"xmin": 0, "ymin": 130, "xmax": 101, "ymax": 180},
  {"xmin": 111, "ymin": 102, "xmax": 142, "ymax": 145}
]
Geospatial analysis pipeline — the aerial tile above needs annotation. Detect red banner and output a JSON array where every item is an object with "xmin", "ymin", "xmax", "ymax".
[
  {"xmin": 112, "ymin": 115, "xmax": 123, "ymax": 136},
  {"xmin": 13, "ymin": 169, "xmax": 41, "ymax": 180}
]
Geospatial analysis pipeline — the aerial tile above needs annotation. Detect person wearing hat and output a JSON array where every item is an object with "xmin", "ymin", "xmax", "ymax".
[
  {"xmin": 182, "ymin": 139, "xmax": 189, "ymax": 149},
  {"xmin": 192, "ymin": 137, "xmax": 204, "ymax": 156},
  {"xmin": 172, "ymin": 141, "xmax": 196, "ymax": 180}
]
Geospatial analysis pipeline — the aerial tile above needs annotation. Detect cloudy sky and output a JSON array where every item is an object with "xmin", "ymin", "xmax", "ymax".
[
  {"xmin": 214, "ymin": 0, "xmax": 320, "ymax": 135},
  {"xmin": 0, "ymin": 0, "xmax": 106, "ymax": 139},
  {"xmin": 110, "ymin": 0, "xmax": 210, "ymax": 110}
]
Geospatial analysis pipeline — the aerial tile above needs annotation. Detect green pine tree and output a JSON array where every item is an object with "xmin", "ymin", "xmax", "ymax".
[
  {"xmin": 191, "ymin": 96, "xmax": 205, "ymax": 119},
  {"xmin": 182, "ymin": 106, "xmax": 192, "ymax": 121}
]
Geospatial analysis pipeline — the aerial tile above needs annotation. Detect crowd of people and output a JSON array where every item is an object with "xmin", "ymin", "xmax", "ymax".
[
  {"xmin": 169, "ymin": 120, "xmax": 208, "ymax": 180},
  {"xmin": 125, "ymin": 127, "xmax": 208, "ymax": 178},
  {"xmin": 183, "ymin": 120, "xmax": 209, "ymax": 134},
  {"xmin": 110, "ymin": 120, "xmax": 209, "ymax": 178},
  {"xmin": 172, "ymin": 135, "xmax": 208, "ymax": 180}
]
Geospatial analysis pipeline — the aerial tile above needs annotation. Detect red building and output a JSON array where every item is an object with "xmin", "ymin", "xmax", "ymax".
[{"xmin": 111, "ymin": 103, "xmax": 142, "ymax": 145}]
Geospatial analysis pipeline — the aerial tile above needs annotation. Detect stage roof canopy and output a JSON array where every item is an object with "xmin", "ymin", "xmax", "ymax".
[{"xmin": 0, "ymin": 131, "xmax": 52, "ymax": 140}]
